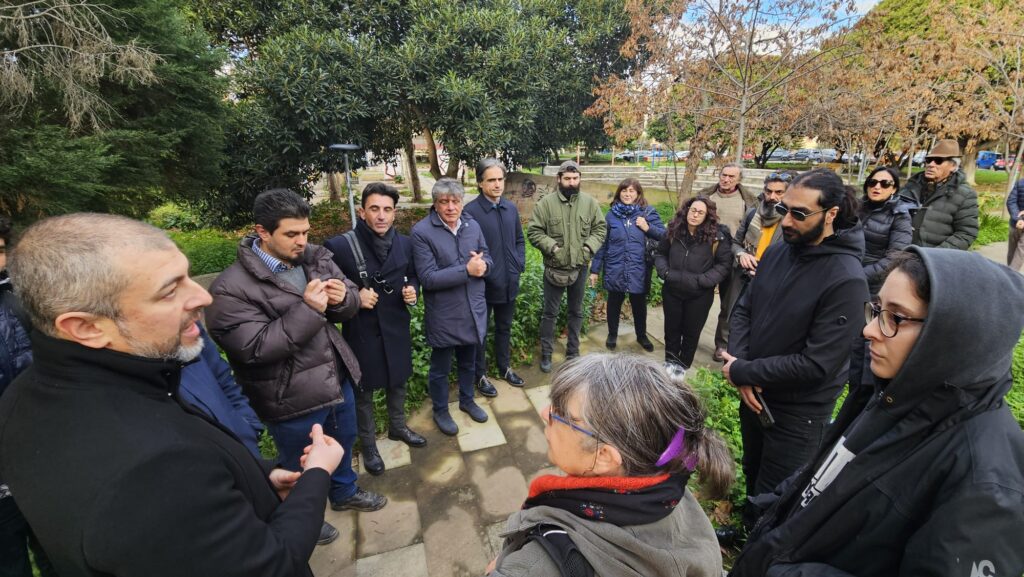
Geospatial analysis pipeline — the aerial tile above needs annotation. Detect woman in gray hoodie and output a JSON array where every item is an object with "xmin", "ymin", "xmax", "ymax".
[{"xmin": 487, "ymin": 354, "xmax": 734, "ymax": 577}]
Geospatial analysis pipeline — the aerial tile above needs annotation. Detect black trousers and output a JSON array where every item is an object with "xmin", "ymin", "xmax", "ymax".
[
  {"xmin": 605, "ymin": 265, "xmax": 653, "ymax": 339},
  {"xmin": 713, "ymin": 266, "xmax": 736, "ymax": 350},
  {"xmin": 354, "ymin": 384, "xmax": 407, "ymax": 446},
  {"xmin": 662, "ymin": 288, "xmax": 715, "ymax": 368},
  {"xmin": 739, "ymin": 402, "xmax": 830, "ymax": 526},
  {"xmin": 0, "ymin": 496, "xmax": 56, "ymax": 577},
  {"xmin": 475, "ymin": 300, "xmax": 516, "ymax": 378}
]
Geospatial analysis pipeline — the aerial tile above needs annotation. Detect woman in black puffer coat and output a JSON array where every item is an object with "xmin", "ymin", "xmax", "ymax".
[{"xmin": 847, "ymin": 166, "xmax": 914, "ymax": 413}]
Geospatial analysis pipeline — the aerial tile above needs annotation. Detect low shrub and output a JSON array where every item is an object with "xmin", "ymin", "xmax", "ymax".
[
  {"xmin": 148, "ymin": 202, "xmax": 204, "ymax": 231},
  {"xmin": 168, "ymin": 229, "xmax": 240, "ymax": 276},
  {"xmin": 1010, "ymin": 333, "xmax": 1024, "ymax": 428},
  {"xmin": 972, "ymin": 213, "xmax": 1009, "ymax": 248}
]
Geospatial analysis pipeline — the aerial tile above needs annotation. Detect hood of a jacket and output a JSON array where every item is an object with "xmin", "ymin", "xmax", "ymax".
[
  {"xmin": 792, "ymin": 222, "xmax": 866, "ymax": 261},
  {"xmin": 879, "ymin": 247, "xmax": 1024, "ymax": 411}
]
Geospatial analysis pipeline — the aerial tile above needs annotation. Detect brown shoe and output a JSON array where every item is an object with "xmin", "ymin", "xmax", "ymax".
[{"xmin": 713, "ymin": 347, "xmax": 726, "ymax": 362}]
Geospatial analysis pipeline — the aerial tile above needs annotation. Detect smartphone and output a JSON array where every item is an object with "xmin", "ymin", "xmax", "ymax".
[{"xmin": 753, "ymin": 389, "xmax": 775, "ymax": 428}]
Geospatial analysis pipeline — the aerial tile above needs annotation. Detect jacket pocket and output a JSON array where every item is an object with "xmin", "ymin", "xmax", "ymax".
[
  {"xmin": 548, "ymin": 216, "xmax": 564, "ymax": 239},
  {"xmin": 579, "ymin": 214, "xmax": 591, "ymax": 238},
  {"xmin": 274, "ymin": 359, "xmax": 295, "ymax": 405}
]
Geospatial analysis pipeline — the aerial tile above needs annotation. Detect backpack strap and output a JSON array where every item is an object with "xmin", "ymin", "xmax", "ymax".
[
  {"xmin": 522, "ymin": 524, "xmax": 595, "ymax": 577},
  {"xmin": 342, "ymin": 230, "xmax": 370, "ymax": 289}
]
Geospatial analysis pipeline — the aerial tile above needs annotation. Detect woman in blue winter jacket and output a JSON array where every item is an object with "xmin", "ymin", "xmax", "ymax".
[{"xmin": 589, "ymin": 178, "xmax": 665, "ymax": 352}]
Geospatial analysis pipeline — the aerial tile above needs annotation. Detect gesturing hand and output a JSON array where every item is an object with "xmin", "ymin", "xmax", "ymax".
[
  {"xmin": 738, "ymin": 252, "xmax": 758, "ymax": 272},
  {"xmin": 466, "ymin": 251, "xmax": 487, "ymax": 277},
  {"xmin": 299, "ymin": 423, "xmax": 343, "ymax": 474},
  {"xmin": 323, "ymin": 278, "xmax": 347, "ymax": 306},
  {"xmin": 635, "ymin": 216, "xmax": 649, "ymax": 232},
  {"xmin": 268, "ymin": 468, "xmax": 301, "ymax": 500},
  {"xmin": 303, "ymin": 279, "xmax": 328, "ymax": 313}
]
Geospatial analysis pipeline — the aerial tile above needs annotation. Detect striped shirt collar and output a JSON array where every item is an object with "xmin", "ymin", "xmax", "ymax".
[{"xmin": 251, "ymin": 239, "xmax": 291, "ymax": 273}]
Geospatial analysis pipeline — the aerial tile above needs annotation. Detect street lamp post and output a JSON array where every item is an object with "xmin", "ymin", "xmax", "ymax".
[{"xmin": 329, "ymin": 143, "xmax": 361, "ymax": 229}]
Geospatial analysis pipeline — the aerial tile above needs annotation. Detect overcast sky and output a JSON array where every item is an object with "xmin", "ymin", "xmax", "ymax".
[{"xmin": 855, "ymin": 0, "xmax": 880, "ymax": 15}]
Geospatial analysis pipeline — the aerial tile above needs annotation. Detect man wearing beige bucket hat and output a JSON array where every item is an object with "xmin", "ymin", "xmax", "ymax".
[{"xmin": 898, "ymin": 139, "xmax": 978, "ymax": 250}]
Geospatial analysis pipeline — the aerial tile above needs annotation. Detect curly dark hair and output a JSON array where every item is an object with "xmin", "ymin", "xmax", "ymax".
[{"xmin": 667, "ymin": 196, "xmax": 719, "ymax": 244}]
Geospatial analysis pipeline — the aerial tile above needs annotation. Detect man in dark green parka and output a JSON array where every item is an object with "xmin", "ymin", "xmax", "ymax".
[{"xmin": 899, "ymin": 139, "xmax": 978, "ymax": 250}]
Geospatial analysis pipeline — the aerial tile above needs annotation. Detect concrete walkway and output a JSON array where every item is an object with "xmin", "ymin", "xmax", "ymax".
[{"xmin": 309, "ymin": 296, "xmax": 724, "ymax": 577}]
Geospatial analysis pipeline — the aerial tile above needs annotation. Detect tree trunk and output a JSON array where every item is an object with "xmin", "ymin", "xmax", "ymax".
[
  {"xmin": 327, "ymin": 172, "xmax": 342, "ymax": 203},
  {"xmin": 403, "ymin": 137, "xmax": 423, "ymax": 203},
  {"xmin": 906, "ymin": 111, "xmax": 922, "ymax": 180},
  {"xmin": 961, "ymin": 137, "xmax": 978, "ymax": 186},
  {"xmin": 445, "ymin": 157, "xmax": 460, "ymax": 178},
  {"xmin": 423, "ymin": 126, "xmax": 442, "ymax": 180},
  {"xmin": 734, "ymin": 92, "xmax": 748, "ymax": 163}
]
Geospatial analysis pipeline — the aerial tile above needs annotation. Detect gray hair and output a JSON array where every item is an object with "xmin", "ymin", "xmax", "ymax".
[
  {"xmin": 10, "ymin": 213, "xmax": 176, "ymax": 337},
  {"xmin": 475, "ymin": 158, "xmax": 506, "ymax": 183},
  {"xmin": 431, "ymin": 177, "xmax": 465, "ymax": 201},
  {"xmin": 549, "ymin": 353, "xmax": 735, "ymax": 498},
  {"xmin": 722, "ymin": 162, "xmax": 743, "ymax": 176}
]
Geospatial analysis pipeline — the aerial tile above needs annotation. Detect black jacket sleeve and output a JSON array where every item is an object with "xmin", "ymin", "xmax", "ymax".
[
  {"xmin": 83, "ymin": 446, "xmax": 330, "ymax": 577},
  {"xmin": 863, "ymin": 211, "xmax": 912, "ymax": 283}
]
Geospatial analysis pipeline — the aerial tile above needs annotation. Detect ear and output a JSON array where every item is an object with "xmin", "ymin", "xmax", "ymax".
[
  {"xmin": 825, "ymin": 206, "xmax": 839, "ymax": 225},
  {"xmin": 356, "ymin": 206, "xmax": 365, "ymax": 220},
  {"xmin": 53, "ymin": 312, "xmax": 117, "ymax": 349},
  {"xmin": 254, "ymin": 224, "xmax": 272, "ymax": 242},
  {"xmin": 591, "ymin": 442, "xmax": 625, "ymax": 477}
]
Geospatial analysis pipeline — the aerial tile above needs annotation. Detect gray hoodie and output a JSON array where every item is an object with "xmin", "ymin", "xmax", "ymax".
[{"xmin": 491, "ymin": 490, "xmax": 721, "ymax": 577}]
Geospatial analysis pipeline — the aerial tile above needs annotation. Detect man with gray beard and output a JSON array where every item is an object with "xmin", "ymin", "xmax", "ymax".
[{"xmin": 0, "ymin": 213, "xmax": 342, "ymax": 577}]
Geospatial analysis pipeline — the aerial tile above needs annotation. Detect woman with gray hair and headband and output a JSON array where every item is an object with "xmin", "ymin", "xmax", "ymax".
[{"xmin": 487, "ymin": 354, "xmax": 734, "ymax": 577}]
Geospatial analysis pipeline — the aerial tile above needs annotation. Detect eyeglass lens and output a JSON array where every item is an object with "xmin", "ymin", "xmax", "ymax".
[{"xmin": 866, "ymin": 179, "xmax": 895, "ymax": 189}]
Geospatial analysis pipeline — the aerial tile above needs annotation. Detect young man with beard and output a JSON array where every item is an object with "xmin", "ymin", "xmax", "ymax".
[
  {"xmin": 0, "ymin": 213, "xmax": 343, "ymax": 576},
  {"xmin": 722, "ymin": 169, "xmax": 868, "ymax": 529},
  {"xmin": 699, "ymin": 163, "xmax": 757, "ymax": 362},
  {"xmin": 324, "ymin": 183, "xmax": 425, "ymax": 476},
  {"xmin": 206, "ymin": 189, "xmax": 388, "ymax": 529},
  {"xmin": 527, "ymin": 161, "xmax": 606, "ymax": 373},
  {"xmin": 464, "ymin": 158, "xmax": 527, "ymax": 392}
]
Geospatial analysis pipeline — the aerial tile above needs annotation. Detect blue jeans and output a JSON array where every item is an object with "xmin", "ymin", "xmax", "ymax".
[
  {"xmin": 266, "ymin": 379, "xmax": 358, "ymax": 503},
  {"xmin": 428, "ymin": 345, "xmax": 476, "ymax": 413}
]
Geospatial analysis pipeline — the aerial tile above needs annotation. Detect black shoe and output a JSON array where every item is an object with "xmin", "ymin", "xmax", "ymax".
[
  {"xmin": 388, "ymin": 426, "xmax": 427, "ymax": 448},
  {"xmin": 459, "ymin": 401, "xmax": 488, "ymax": 423},
  {"xmin": 361, "ymin": 444, "xmax": 384, "ymax": 476},
  {"xmin": 331, "ymin": 488, "xmax": 388, "ymax": 512},
  {"xmin": 715, "ymin": 525, "xmax": 742, "ymax": 548},
  {"xmin": 637, "ymin": 335, "xmax": 654, "ymax": 352},
  {"xmin": 502, "ymin": 368, "xmax": 525, "ymax": 386},
  {"xmin": 434, "ymin": 411, "xmax": 459, "ymax": 436},
  {"xmin": 566, "ymin": 352, "xmax": 579, "ymax": 360},
  {"xmin": 477, "ymin": 376, "xmax": 498, "ymax": 397},
  {"xmin": 540, "ymin": 355, "xmax": 552, "ymax": 373},
  {"xmin": 317, "ymin": 521, "xmax": 339, "ymax": 546},
  {"xmin": 605, "ymin": 336, "xmax": 617, "ymax": 350}
]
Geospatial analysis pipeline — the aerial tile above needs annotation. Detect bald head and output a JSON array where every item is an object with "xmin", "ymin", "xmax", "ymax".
[{"xmin": 10, "ymin": 213, "xmax": 177, "ymax": 337}]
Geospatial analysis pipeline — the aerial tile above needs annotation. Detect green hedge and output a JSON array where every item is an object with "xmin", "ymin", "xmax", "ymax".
[
  {"xmin": 972, "ymin": 213, "xmax": 1009, "ymax": 248},
  {"xmin": 168, "ymin": 229, "xmax": 240, "ymax": 276}
]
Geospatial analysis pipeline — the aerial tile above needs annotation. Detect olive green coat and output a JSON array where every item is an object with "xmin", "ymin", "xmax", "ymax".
[{"xmin": 527, "ymin": 190, "xmax": 606, "ymax": 272}]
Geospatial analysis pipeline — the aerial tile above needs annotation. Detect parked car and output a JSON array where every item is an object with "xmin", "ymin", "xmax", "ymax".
[
  {"xmin": 977, "ymin": 150, "xmax": 1003, "ymax": 170},
  {"xmin": 768, "ymin": 148, "xmax": 793, "ymax": 162},
  {"xmin": 791, "ymin": 149, "xmax": 823, "ymax": 163},
  {"xmin": 911, "ymin": 150, "xmax": 927, "ymax": 166},
  {"xmin": 615, "ymin": 150, "xmax": 648, "ymax": 162},
  {"xmin": 819, "ymin": 149, "xmax": 840, "ymax": 163},
  {"xmin": 995, "ymin": 157, "xmax": 1016, "ymax": 171}
]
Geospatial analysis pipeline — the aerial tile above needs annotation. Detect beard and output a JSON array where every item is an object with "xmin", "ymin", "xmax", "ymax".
[
  {"xmin": 782, "ymin": 215, "xmax": 826, "ymax": 246},
  {"xmin": 558, "ymin": 183, "xmax": 579, "ymax": 197},
  {"xmin": 116, "ymin": 315, "xmax": 205, "ymax": 363},
  {"xmin": 758, "ymin": 199, "xmax": 781, "ymax": 222}
]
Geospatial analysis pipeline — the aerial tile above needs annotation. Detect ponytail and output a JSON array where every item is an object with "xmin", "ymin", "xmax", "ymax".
[{"xmin": 691, "ymin": 428, "xmax": 735, "ymax": 500}]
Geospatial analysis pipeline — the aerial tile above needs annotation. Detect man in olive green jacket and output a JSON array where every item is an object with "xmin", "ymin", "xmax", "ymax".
[
  {"xmin": 899, "ymin": 139, "xmax": 979, "ymax": 250},
  {"xmin": 527, "ymin": 161, "xmax": 606, "ymax": 373}
]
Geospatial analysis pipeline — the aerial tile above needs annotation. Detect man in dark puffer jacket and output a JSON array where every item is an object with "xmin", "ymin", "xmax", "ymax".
[{"xmin": 899, "ymin": 139, "xmax": 978, "ymax": 250}]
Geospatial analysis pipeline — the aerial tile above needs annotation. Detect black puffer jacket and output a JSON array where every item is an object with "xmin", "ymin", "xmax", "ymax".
[
  {"xmin": 858, "ymin": 195, "xmax": 913, "ymax": 294},
  {"xmin": 731, "ymin": 247, "xmax": 1024, "ymax": 577},
  {"xmin": 653, "ymin": 225, "xmax": 732, "ymax": 299},
  {"xmin": 900, "ymin": 170, "xmax": 978, "ymax": 250},
  {"xmin": 728, "ymin": 226, "xmax": 869, "ymax": 410}
]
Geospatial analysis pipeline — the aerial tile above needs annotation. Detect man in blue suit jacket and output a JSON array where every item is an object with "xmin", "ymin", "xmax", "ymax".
[{"xmin": 1006, "ymin": 176, "xmax": 1024, "ymax": 271}]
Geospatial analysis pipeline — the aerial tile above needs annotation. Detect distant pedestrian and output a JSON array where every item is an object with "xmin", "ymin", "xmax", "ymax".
[
  {"xmin": 654, "ymin": 196, "xmax": 731, "ymax": 369},
  {"xmin": 1005, "ymin": 176, "xmax": 1024, "ymax": 271},
  {"xmin": 727, "ymin": 171, "xmax": 793, "ymax": 313},
  {"xmin": 527, "ymin": 161, "xmax": 606, "ymax": 373},
  {"xmin": 899, "ymin": 139, "xmax": 978, "ymax": 249},
  {"xmin": 589, "ymin": 178, "xmax": 665, "ymax": 352}
]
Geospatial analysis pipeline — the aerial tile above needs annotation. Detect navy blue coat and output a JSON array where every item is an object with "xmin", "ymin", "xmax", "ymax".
[
  {"xmin": 325, "ymin": 221, "xmax": 419, "ymax": 391},
  {"xmin": 591, "ymin": 205, "xmax": 665, "ymax": 294},
  {"xmin": 412, "ymin": 209, "xmax": 492, "ymax": 348},
  {"xmin": 463, "ymin": 195, "xmax": 526, "ymax": 304},
  {"xmin": 0, "ymin": 284, "xmax": 31, "ymax": 399},
  {"xmin": 1007, "ymin": 178, "xmax": 1024, "ymax": 227},
  {"xmin": 180, "ymin": 327, "xmax": 264, "ymax": 458}
]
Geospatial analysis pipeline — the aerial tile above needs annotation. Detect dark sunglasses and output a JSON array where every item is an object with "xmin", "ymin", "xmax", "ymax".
[
  {"xmin": 767, "ymin": 171, "xmax": 794, "ymax": 182},
  {"xmin": 372, "ymin": 271, "xmax": 394, "ymax": 294},
  {"xmin": 774, "ymin": 203, "xmax": 828, "ymax": 221},
  {"xmin": 925, "ymin": 157, "xmax": 948, "ymax": 165},
  {"xmin": 865, "ymin": 178, "xmax": 896, "ymax": 189}
]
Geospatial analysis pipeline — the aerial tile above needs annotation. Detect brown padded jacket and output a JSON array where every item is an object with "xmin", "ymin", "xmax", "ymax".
[{"xmin": 205, "ymin": 235, "xmax": 361, "ymax": 422}]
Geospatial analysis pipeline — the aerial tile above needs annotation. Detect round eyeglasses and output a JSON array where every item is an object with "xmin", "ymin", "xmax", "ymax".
[{"xmin": 865, "ymin": 302, "xmax": 926, "ymax": 338}]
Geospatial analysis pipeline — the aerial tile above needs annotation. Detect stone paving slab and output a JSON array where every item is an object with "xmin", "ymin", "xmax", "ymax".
[
  {"xmin": 355, "ymin": 542, "xmax": 428, "ymax": 577},
  {"xmin": 524, "ymin": 385, "xmax": 551, "ymax": 417},
  {"xmin": 357, "ymin": 437, "xmax": 411, "ymax": 475},
  {"xmin": 449, "ymin": 401, "xmax": 507, "ymax": 452},
  {"xmin": 357, "ymin": 498, "xmax": 421, "ymax": 557},
  {"xmin": 312, "ymin": 507, "xmax": 357, "ymax": 577},
  {"xmin": 466, "ymin": 449, "xmax": 530, "ymax": 520}
]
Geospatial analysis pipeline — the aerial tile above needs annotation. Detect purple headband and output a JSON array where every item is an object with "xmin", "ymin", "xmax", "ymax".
[{"xmin": 655, "ymin": 426, "xmax": 698, "ymax": 470}]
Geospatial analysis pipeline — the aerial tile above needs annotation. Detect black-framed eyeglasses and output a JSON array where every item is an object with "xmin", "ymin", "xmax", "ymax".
[
  {"xmin": 774, "ymin": 203, "xmax": 828, "ymax": 221},
  {"xmin": 865, "ymin": 302, "xmax": 926, "ymax": 338},
  {"xmin": 767, "ymin": 171, "xmax": 794, "ymax": 182},
  {"xmin": 547, "ymin": 406, "xmax": 597, "ymax": 438},
  {"xmin": 865, "ymin": 179, "xmax": 896, "ymax": 189},
  {"xmin": 925, "ymin": 157, "xmax": 948, "ymax": 165},
  {"xmin": 372, "ymin": 271, "xmax": 394, "ymax": 294}
]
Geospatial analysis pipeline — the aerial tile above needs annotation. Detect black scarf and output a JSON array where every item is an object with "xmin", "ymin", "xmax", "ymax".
[
  {"xmin": 359, "ymin": 219, "xmax": 395, "ymax": 263},
  {"xmin": 523, "ymin": 473, "xmax": 688, "ymax": 527}
]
